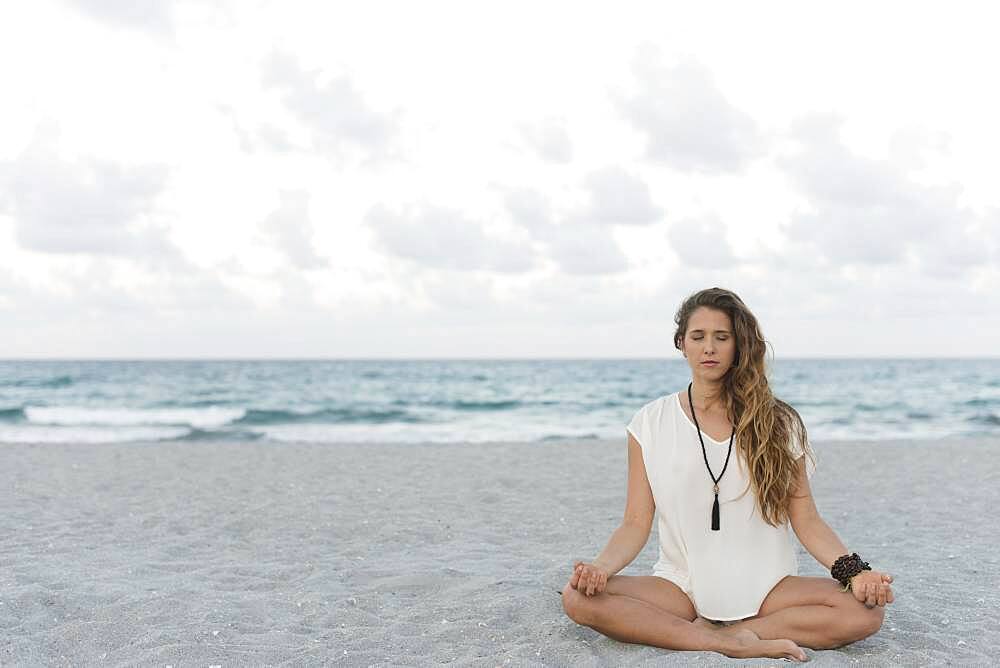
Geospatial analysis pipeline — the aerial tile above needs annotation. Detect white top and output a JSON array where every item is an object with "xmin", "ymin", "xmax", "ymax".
[{"xmin": 626, "ymin": 391, "xmax": 816, "ymax": 621}]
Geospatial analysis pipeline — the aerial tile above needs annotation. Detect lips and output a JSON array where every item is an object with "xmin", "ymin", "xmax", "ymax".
[{"xmin": 701, "ymin": 361, "xmax": 718, "ymax": 366}]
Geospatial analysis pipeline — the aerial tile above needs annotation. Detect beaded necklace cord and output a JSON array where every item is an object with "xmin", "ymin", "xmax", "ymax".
[{"xmin": 687, "ymin": 382, "xmax": 734, "ymax": 531}]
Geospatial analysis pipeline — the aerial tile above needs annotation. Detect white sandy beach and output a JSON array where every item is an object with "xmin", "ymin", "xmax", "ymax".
[{"xmin": 2, "ymin": 436, "xmax": 998, "ymax": 666}]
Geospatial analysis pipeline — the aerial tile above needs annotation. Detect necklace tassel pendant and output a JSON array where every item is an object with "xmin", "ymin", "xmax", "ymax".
[
  {"xmin": 711, "ymin": 493, "xmax": 720, "ymax": 531},
  {"xmin": 689, "ymin": 383, "xmax": 733, "ymax": 534}
]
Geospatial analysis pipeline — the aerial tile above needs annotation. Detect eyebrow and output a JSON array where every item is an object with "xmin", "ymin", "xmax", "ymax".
[{"xmin": 690, "ymin": 329, "xmax": 731, "ymax": 334}]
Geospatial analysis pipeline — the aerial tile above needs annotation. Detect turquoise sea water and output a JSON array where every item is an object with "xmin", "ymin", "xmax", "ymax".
[{"xmin": 0, "ymin": 359, "xmax": 997, "ymax": 445}]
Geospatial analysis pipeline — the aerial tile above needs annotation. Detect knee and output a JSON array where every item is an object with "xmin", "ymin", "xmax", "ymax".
[
  {"xmin": 857, "ymin": 605, "xmax": 885, "ymax": 639},
  {"xmin": 561, "ymin": 582, "xmax": 593, "ymax": 625},
  {"xmin": 836, "ymin": 604, "xmax": 884, "ymax": 646}
]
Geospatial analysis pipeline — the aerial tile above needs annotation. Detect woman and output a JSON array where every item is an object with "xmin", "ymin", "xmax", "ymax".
[{"xmin": 561, "ymin": 287, "xmax": 895, "ymax": 662}]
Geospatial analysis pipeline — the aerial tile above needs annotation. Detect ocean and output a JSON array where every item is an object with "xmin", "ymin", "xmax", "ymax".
[{"xmin": 0, "ymin": 359, "xmax": 997, "ymax": 446}]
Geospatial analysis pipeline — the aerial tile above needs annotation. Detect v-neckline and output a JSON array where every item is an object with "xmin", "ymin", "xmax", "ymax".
[{"xmin": 674, "ymin": 391, "xmax": 733, "ymax": 445}]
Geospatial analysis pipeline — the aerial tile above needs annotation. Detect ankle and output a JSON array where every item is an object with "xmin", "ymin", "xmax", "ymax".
[{"xmin": 694, "ymin": 626, "xmax": 741, "ymax": 654}]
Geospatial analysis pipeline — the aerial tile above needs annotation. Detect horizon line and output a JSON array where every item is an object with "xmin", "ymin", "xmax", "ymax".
[{"xmin": 1, "ymin": 356, "xmax": 998, "ymax": 362}]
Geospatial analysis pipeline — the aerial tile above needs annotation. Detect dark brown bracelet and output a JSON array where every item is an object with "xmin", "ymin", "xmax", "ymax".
[{"xmin": 831, "ymin": 552, "xmax": 871, "ymax": 587}]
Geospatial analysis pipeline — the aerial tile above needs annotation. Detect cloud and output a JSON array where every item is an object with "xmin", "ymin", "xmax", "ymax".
[
  {"xmin": 887, "ymin": 126, "xmax": 952, "ymax": 170},
  {"xmin": 516, "ymin": 117, "xmax": 573, "ymax": 163},
  {"xmin": 257, "ymin": 190, "xmax": 327, "ymax": 270},
  {"xmin": 62, "ymin": 0, "xmax": 175, "ymax": 37},
  {"xmin": 499, "ymin": 187, "xmax": 551, "ymax": 233},
  {"xmin": 538, "ymin": 222, "xmax": 629, "ymax": 275},
  {"xmin": 0, "ymin": 256, "xmax": 255, "ymax": 324},
  {"xmin": 579, "ymin": 165, "xmax": 663, "ymax": 225},
  {"xmin": 261, "ymin": 51, "xmax": 400, "ymax": 159},
  {"xmin": 614, "ymin": 47, "xmax": 765, "ymax": 173},
  {"xmin": 0, "ymin": 122, "xmax": 177, "ymax": 260},
  {"xmin": 778, "ymin": 113, "xmax": 994, "ymax": 277},
  {"xmin": 667, "ymin": 214, "xmax": 738, "ymax": 269},
  {"xmin": 365, "ymin": 202, "xmax": 535, "ymax": 273},
  {"xmin": 216, "ymin": 103, "xmax": 298, "ymax": 155},
  {"xmin": 499, "ymin": 167, "xmax": 659, "ymax": 275},
  {"xmin": 501, "ymin": 186, "xmax": 629, "ymax": 275}
]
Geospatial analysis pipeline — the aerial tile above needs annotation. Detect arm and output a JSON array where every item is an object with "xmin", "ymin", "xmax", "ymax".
[
  {"xmin": 593, "ymin": 433, "xmax": 655, "ymax": 575},
  {"xmin": 786, "ymin": 455, "xmax": 850, "ymax": 569},
  {"xmin": 787, "ymin": 455, "xmax": 895, "ymax": 606},
  {"xmin": 570, "ymin": 432, "xmax": 656, "ymax": 596}
]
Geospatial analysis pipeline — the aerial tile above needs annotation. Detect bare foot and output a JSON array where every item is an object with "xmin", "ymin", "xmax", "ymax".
[{"xmin": 723, "ymin": 628, "xmax": 808, "ymax": 662}]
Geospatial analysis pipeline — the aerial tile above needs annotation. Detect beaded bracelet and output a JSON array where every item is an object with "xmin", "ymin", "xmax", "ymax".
[{"xmin": 831, "ymin": 552, "xmax": 871, "ymax": 590}]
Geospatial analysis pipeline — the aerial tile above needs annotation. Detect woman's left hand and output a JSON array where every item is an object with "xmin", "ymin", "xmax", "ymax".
[{"xmin": 849, "ymin": 570, "xmax": 894, "ymax": 608}]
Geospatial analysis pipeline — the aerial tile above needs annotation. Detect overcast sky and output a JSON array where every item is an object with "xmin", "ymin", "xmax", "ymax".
[{"xmin": 1, "ymin": 1, "xmax": 998, "ymax": 359}]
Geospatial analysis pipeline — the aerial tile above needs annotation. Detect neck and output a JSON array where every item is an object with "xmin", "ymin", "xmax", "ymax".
[{"xmin": 690, "ymin": 377, "xmax": 725, "ymax": 411}]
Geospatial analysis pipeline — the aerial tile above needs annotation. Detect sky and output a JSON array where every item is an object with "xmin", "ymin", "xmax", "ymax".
[{"xmin": 1, "ymin": 1, "xmax": 998, "ymax": 359}]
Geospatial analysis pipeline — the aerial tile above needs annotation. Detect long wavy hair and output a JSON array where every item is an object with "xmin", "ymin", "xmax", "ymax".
[{"xmin": 672, "ymin": 287, "xmax": 816, "ymax": 527}]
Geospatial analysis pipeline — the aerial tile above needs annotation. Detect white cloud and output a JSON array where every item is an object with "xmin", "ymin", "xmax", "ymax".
[
  {"xmin": 62, "ymin": 0, "xmax": 175, "ymax": 37},
  {"xmin": 257, "ymin": 190, "xmax": 327, "ymax": 270},
  {"xmin": 778, "ymin": 113, "xmax": 995, "ymax": 276},
  {"xmin": 501, "ymin": 185, "xmax": 631, "ymax": 275},
  {"xmin": 365, "ymin": 202, "xmax": 535, "ymax": 274},
  {"xmin": 1, "ymin": 122, "xmax": 177, "ymax": 260},
  {"xmin": 578, "ymin": 165, "xmax": 663, "ymax": 226},
  {"xmin": 516, "ymin": 117, "xmax": 573, "ymax": 163},
  {"xmin": 540, "ymin": 222, "xmax": 630, "ymax": 275},
  {"xmin": 261, "ymin": 50, "xmax": 401, "ymax": 160},
  {"xmin": 500, "ymin": 187, "xmax": 551, "ymax": 233},
  {"xmin": 614, "ymin": 47, "xmax": 765, "ymax": 173},
  {"xmin": 667, "ymin": 214, "xmax": 738, "ymax": 269}
]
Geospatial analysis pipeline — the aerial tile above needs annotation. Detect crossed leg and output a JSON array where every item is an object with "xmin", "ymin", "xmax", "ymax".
[
  {"xmin": 706, "ymin": 575, "xmax": 885, "ymax": 650},
  {"xmin": 562, "ymin": 574, "xmax": 807, "ymax": 661}
]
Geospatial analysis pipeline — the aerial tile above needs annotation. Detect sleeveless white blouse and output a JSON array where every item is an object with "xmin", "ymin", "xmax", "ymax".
[{"xmin": 626, "ymin": 391, "xmax": 816, "ymax": 621}]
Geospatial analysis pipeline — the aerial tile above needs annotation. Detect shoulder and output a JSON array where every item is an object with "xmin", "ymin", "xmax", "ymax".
[
  {"xmin": 633, "ymin": 392, "xmax": 674, "ymax": 418},
  {"xmin": 627, "ymin": 394, "xmax": 675, "ymax": 438},
  {"xmin": 774, "ymin": 398, "xmax": 807, "ymax": 435}
]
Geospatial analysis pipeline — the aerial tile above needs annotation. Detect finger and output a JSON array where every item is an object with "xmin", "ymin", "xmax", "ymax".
[
  {"xmin": 587, "ymin": 572, "xmax": 597, "ymax": 596},
  {"xmin": 866, "ymin": 584, "xmax": 877, "ymax": 607},
  {"xmin": 877, "ymin": 584, "xmax": 887, "ymax": 607},
  {"xmin": 886, "ymin": 587, "xmax": 894, "ymax": 604},
  {"xmin": 882, "ymin": 573, "xmax": 893, "ymax": 583},
  {"xmin": 597, "ymin": 572, "xmax": 607, "ymax": 593}
]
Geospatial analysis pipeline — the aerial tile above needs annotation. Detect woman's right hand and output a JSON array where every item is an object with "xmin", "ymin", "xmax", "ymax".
[{"xmin": 569, "ymin": 561, "xmax": 610, "ymax": 596}]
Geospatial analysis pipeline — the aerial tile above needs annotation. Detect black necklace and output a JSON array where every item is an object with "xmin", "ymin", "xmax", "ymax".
[{"xmin": 687, "ymin": 382, "xmax": 734, "ymax": 531}]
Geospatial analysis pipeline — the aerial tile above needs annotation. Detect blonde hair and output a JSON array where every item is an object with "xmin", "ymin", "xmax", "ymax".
[{"xmin": 673, "ymin": 287, "xmax": 816, "ymax": 527}]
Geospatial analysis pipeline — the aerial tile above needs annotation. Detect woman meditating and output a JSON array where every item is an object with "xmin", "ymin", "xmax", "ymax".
[{"xmin": 561, "ymin": 287, "xmax": 894, "ymax": 662}]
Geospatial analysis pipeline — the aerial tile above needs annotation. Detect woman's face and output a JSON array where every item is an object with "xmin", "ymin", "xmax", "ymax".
[{"xmin": 681, "ymin": 307, "xmax": 737, "ymax": 378}]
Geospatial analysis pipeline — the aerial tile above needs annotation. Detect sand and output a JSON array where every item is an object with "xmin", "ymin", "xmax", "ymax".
[{"xmin": 2, "ymin": 436, "xmax": 998, "ymax": 666}]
